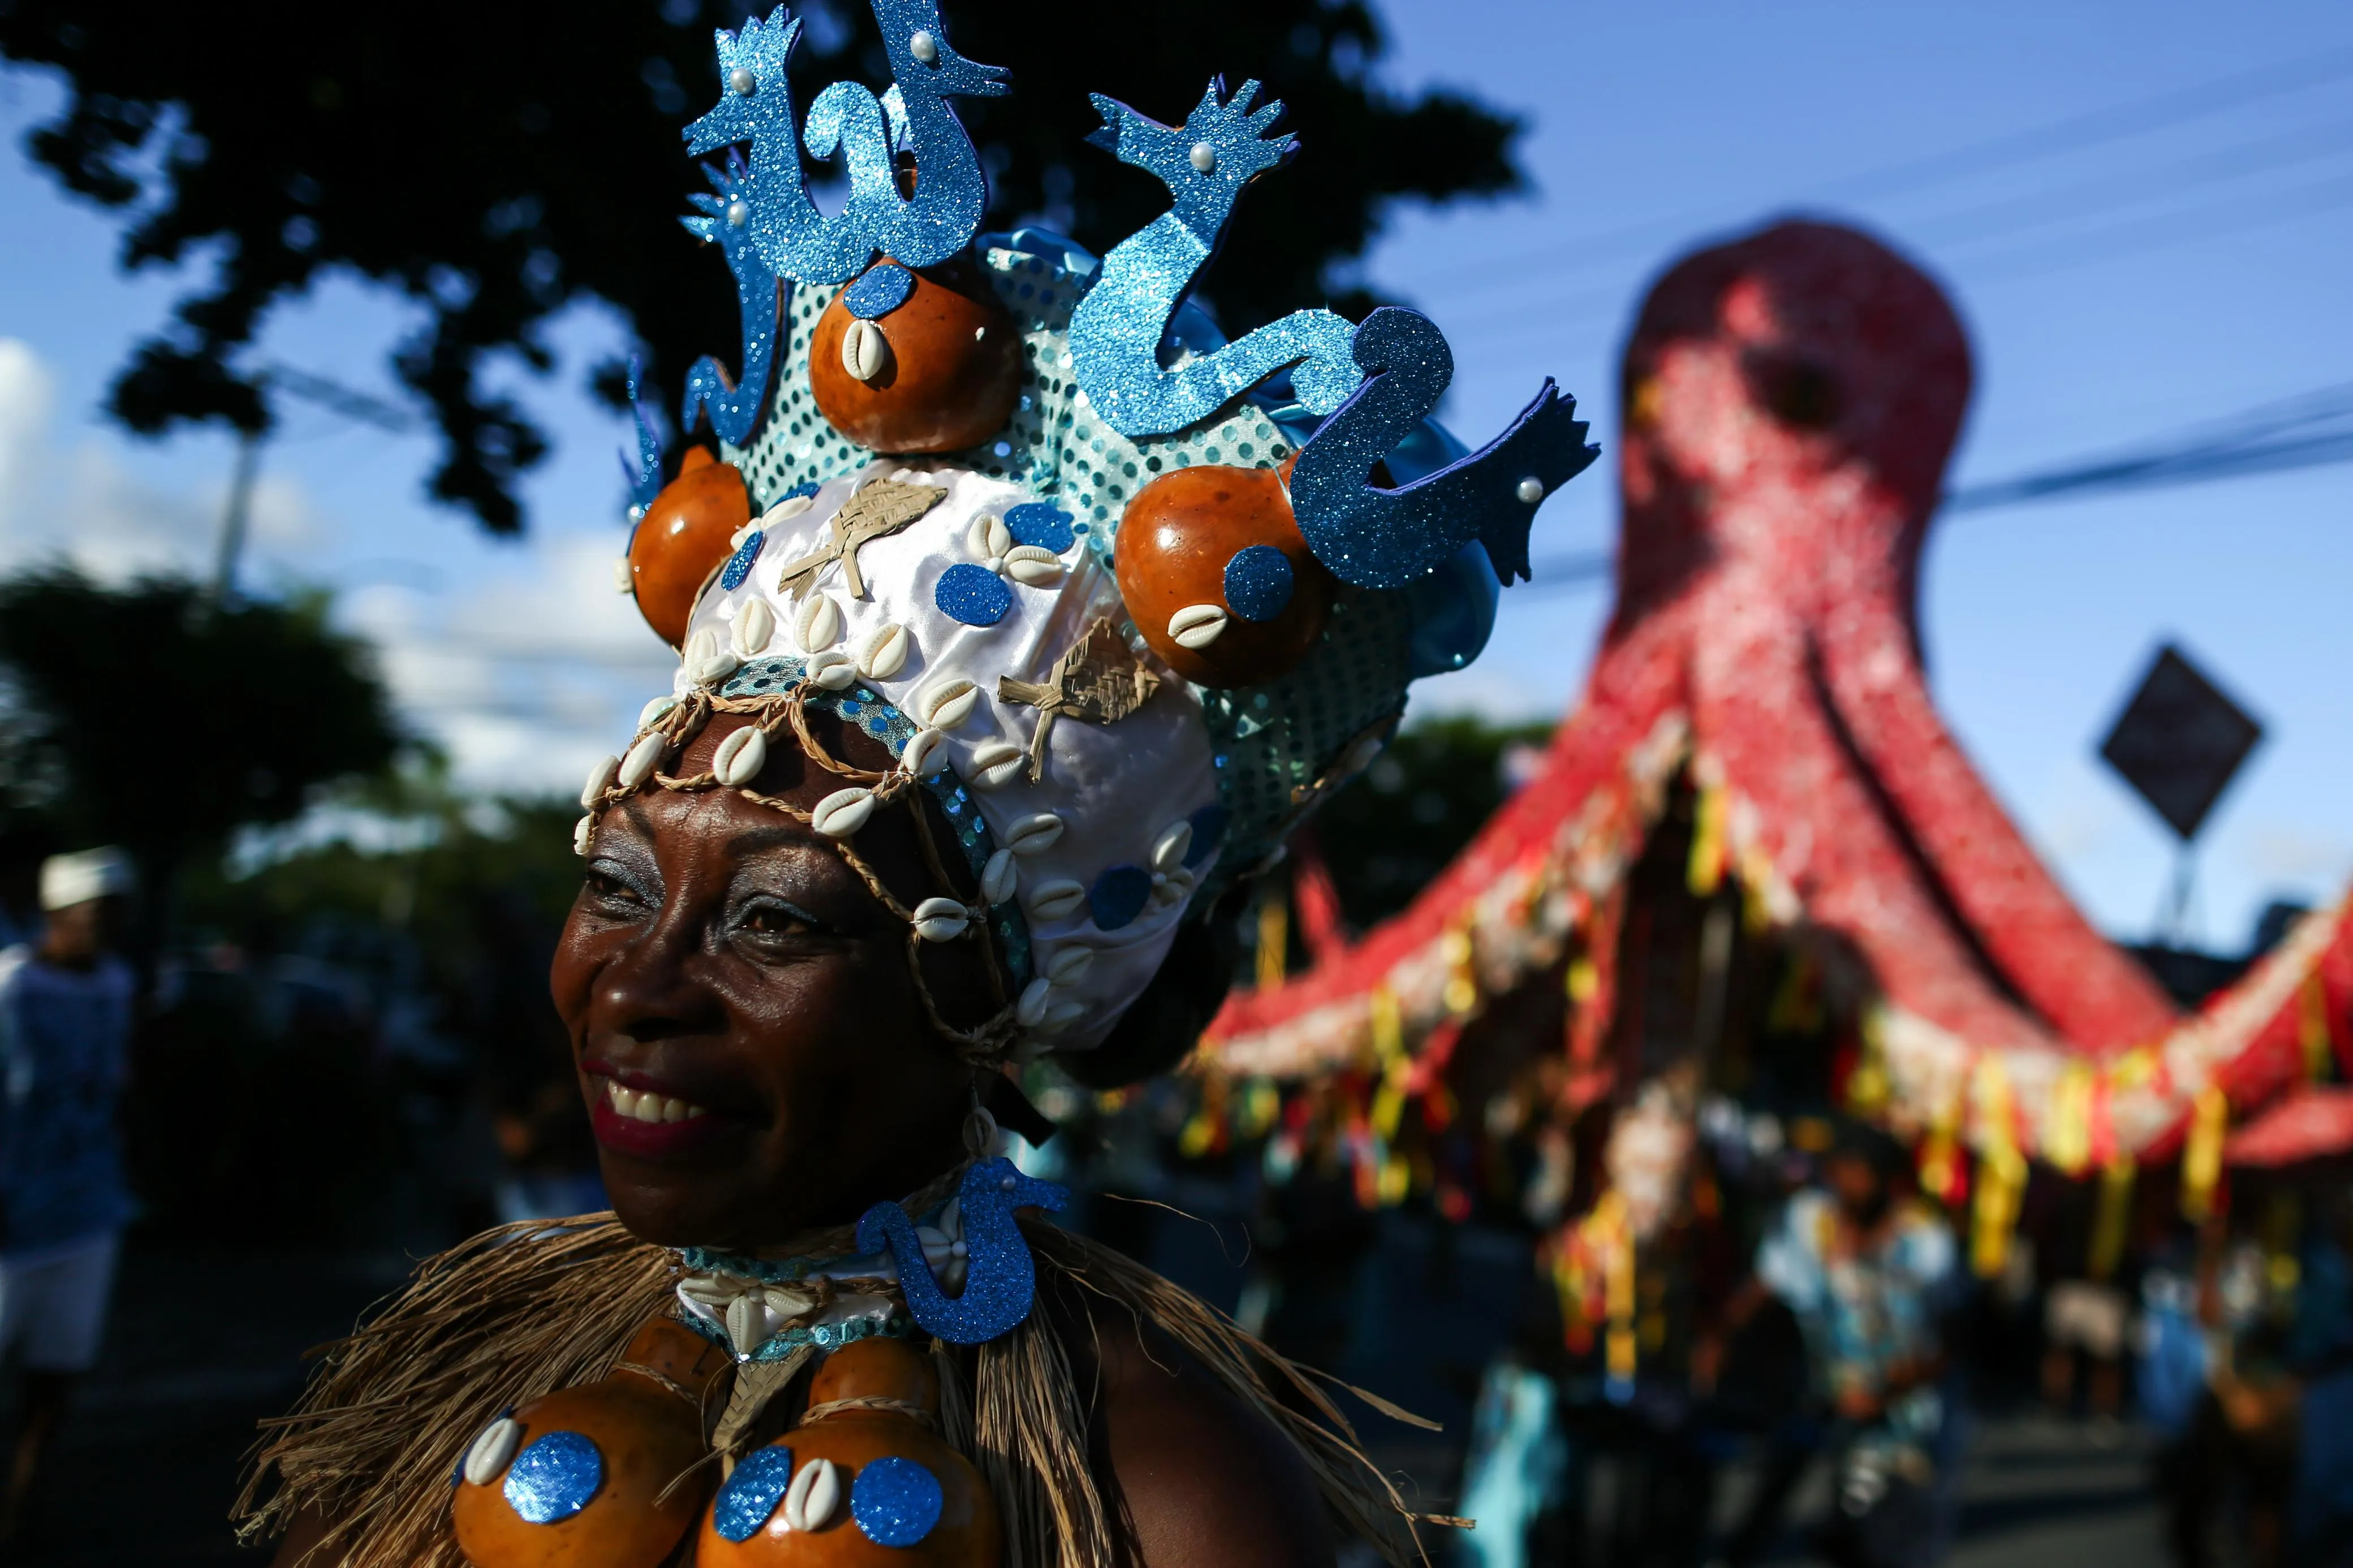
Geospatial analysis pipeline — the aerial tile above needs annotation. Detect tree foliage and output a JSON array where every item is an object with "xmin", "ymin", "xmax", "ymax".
[
  {"xmin": 0, "ymin": 569, "xmax": 401, "ymax": 876},
  {"xmin": 0, "ymin": 0, "xmax": 1523, "ymax": 534}
]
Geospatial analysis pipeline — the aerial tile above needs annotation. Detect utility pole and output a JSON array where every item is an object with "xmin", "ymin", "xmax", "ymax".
[{"xmin": 212, "ymin": 430, "xmax": 263, "ymax": 607}]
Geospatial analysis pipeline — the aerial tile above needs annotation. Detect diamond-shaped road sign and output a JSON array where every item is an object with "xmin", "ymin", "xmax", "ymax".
[{"xmin": 2098, "ymin": 643, "xmax": 2263, "ymax": 841}]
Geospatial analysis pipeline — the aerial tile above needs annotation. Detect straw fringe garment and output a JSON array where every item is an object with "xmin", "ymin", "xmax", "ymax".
[{"xmin": 239, "ymin": 1214, "xmax": 1442, "ymax": 1568}]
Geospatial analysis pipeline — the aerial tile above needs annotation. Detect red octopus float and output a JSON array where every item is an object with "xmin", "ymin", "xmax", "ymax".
[{"xmin": 1203, "ymin": 220, "xmax": 2352, "ymax": 1182}]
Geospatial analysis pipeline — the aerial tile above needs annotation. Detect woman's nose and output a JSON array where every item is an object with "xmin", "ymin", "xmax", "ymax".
[{"xmin": 593, "ymin": 908, "xmax": 729, "ymax": 1046}]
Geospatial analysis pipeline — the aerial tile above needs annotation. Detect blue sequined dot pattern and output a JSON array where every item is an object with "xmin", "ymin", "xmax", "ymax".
[
  {"xmin": 844, "ymin": 262, "xmax": 917, "ymax": 319},
  {"xmin": 851, "ymin": 1455, "xmax": 945, "ymax": 1547},
  {"xmin": 502, "ymin": 1430, "xmax": 604, "ymax": 1524},
  {"xmin": 933, "ymin": 562, "xmax": 1013, "ymax": 627},
  {"xmin": 1222, "ymin": 545, "xmax": 1296, "ymax": 621},
  {"xmin": 712, "ymin": 1445, "xmax": 794, "ymax": 1541}
]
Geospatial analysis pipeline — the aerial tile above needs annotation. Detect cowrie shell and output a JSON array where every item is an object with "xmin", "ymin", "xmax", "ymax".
[
  {"xmin": 919, "ymin": 679, "xmax": 979, "ymax": 730},
  {"xmin": 732, "ymin": 598, "xmax": 775, "ymax": 657},
  {"xmin": 618, "ymin": 731, "xmax": 667, "ymax": 789},
  {"xmin": 1169, "ymin": 603, "xmax": 1228, "ymax": 649},
  {"xmin": 966, "ymin": 513, "xmax": 1012, "ymax": 560},
  {"xmin": 768, "ymin": 492, "xmax": 816, "ymax": 522},
  {"xmin": 1045, "ymin": 945, "xmax": 1094, "ymax": 985},
  {"xmin": 689, "ymin": 650, "xmax": 740, "ymax": 687},
  {"xmin": 713, "ymin": 725, "xmax": 768, "ymax": 787},
  {"xmin": 1003, "ymin": 813, "xmax": 1064, "ymax": 856},
  {"xmin": 1024, "ymin": 879, "xmax": 1085, "ymax": 922},
  {"xmin": 581, "ymin": 756, "xmax": 619, "ymax": 810},
  {"xmin": 684, "ymin": 627, "xmax": 718, "ymax": 664},
  {"xmin": 1338, "ymin": 731, "xmax": 1387, "ymax": 776},
  {"xmin": 806, "ymin": 651, "xmax": 857, "ymax": 690},
  {"xmin": 1041, "ymin": 999, "xmax": 1086, "ymax": 1034},
  {"xmin": 980, "ymin": 849, "xmax": 1016, "ymax": 906},
  {"xmin": 901, "ymin": 727, "xmax": 948, "ymax": 777},
  {"xmin": 1153, "ymin": 867, "xmax": 1197, "ymax": 907},
  {"xmin": 969, "ymin": 741, "xmax": 1027, "ymax": 790},
  {"xmin": 1004, "ymin": 545, "xmax": 1062, "ymax": 585},
  {"xmin": 612, "ymin": 557, "xmax": 634, "ymax": 594},
  {"xmin": 796, "ymin": 593, "xmax": 844, "ymax": 652},
  {"xmin": 1150, "ymin": 821, "xmax": 1193, "ymax": 873},
  {"xmin": 911, "ymin": 897, "xmax": 971, "ymax": 943},
  {"xmin": 811, "ymin": 787, "xmax": 875, "ymax": 839},
  {"xmin": 462, "ymin": 1416, "xmax": 524, "ymax": 1487},
  {"xmin": 571, "ymin": 814, "xmax": 595, "ymax": 857},
  {"xmin": 1016, "ymin": 976, "xmax": 1055, "ymax": 1027},
  {"xmin": 855, "ymin": 621, "xmax": 911, "ymax": 680},
  {"xmin": 638, "ymin": 695, "xmax": 678, "ymax": 730},
  {"xmin": 842, "ymin": 318, "xmax": 889, "ymax": 383},
  {"xmin": 785, "ymin": 1455, "xmax": 843, "ymax": 1531}
]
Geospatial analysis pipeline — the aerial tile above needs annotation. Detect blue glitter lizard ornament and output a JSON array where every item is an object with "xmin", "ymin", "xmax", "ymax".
[
  {"xmin": 679, "ymin": 152, "xmax": 781, "ymax": 446},
  {"xmin": 1069, "ymin": 79, "xmax": 1360, "ymax": 439},
  {"xmin": 621, "ymin": 356, "xmax": 666, "ymax": 523},
  {"xmin": 855, "ymin": 1157, "xmax": 1068, "ymax": 1345},
  {"xmin": 684, "ymin": 1, "xmax": 1004, "ymax": 287},
  {"xmin": 1289, "ymin": 307, "xmax": 1600, "ymax": 589}
]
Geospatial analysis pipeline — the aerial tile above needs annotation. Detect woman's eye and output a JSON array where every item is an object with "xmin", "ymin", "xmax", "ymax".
[
  {"xmin": 739, "ymin": 901, "xmax": 820, "ymax": 938},
  {"xmin": 583, "ymin": 868, "xmax": 646, "ymax": 908}
]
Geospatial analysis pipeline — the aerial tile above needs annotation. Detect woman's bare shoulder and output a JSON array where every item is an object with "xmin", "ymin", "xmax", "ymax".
[{"xmin": 1081, "ymin": 1298, "xmax": 1339, "ymax": 1568}]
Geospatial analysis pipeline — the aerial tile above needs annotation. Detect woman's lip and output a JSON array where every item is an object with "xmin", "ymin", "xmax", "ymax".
[{"xmin": 589, "ymin": 1098, "xmax": 736, "ymax": 1160}]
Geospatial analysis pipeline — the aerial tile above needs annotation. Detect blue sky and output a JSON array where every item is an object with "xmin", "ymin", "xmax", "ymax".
[{"xmin": 2, "ymin": 1, "xmax": 2349, "ymax": 952}]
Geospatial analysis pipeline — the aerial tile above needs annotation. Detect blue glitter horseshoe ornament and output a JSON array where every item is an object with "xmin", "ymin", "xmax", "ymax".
[
  {"xmin": 856, "ymin": 1158, "xmax": 1068, "ymax": 1344},
  {"xmin": 1070, "ymin": 79, "xmax": 1360, "ymax": 439},
  {"xmin": 1288, "ymin": 306, "xmax": 1601, "ymax": 590}
]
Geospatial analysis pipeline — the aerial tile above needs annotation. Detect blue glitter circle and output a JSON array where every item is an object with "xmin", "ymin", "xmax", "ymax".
[
  {"xmin": 1089, "ymin": 865, "xmax": 1153, "ymax": 932},
  {"xmin": 1222, "ymin": 546, "xmax": 1295, "ymax": 623},
  {"xmin": 1003, "ymin": 502, "xmax": 1075, "ymax": 553},
  {"xmin": 501, "ymin": 1430, "xmax": 603, "ymax": 1524},
  {"xmin": 844, "ymin": 262, "xmax": 917, "ymax": 319},
  {"xmin": 934, "ymin": 563, "xmax": 1012, "ymax": 627},
  {"xmin": 851, "ymin": 1456, "xmax": 944, "ymax": 1547},
  {"xmin": 1183, "ymin": 805, "xmax": 1228, "ymax": 869},
  {"xmin": 718, "ymin": 529, "xmax": 765, "ymax": 591},
  {"xmin": 713, "ymin": 1446, "xmax": 794, "ymax": 1542}
]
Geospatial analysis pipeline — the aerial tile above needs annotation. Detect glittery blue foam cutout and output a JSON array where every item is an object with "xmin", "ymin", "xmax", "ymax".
[
  {"xmin": 622, "ymin": 357, "xmax": 666, "ymax": 518},
  {"xmin": 719, "ymin": 530, "xmax": 766, "ymax": 591},
  {"xmin": 1222, "ymin": 545, "xmax": 1295, "ymax": 621},
  {"xmin": 1070, "ymin": 79, "xmax": 1360, "ymax": 438},
  {"xmin": 685, "ymin": 2, "xmax": 1004, "ymax": 285},
  {"xmin": 852, "ymin": 1457, "xmax": 944, "ymax": 1547},
  {"xmin": 680, "ymin": 154, "xmax": 782, "ymax": 446},
  {"xmin": 1289, "ymin": 307, "xmax": 1599, "ymax": 589},
  {"xmin": 844, "ymin": 262, "xmax": 917, "ymax": 319},
  {"xmin": 1003, "ymin": 502, "xmax": 1074, "ymax": 552},
  {"xmin": 713, "ymin": 1445, "xmax": 794, "ymax": 1541},
  {"xmin": 933, "ymin": 562, "xmax": 1012, "ymax": 626},
  {"xmin": 781, "ymin": 480, "xmax": 822, "ymax": 502},
  {"xmin": 856, "ymin": 1157, "xmax": 1068, "ymax": 1345},
  {"xmin": 502, "ymin": 1431, "xmax": 602, "ymax": 1524},
  {"xmin": 1088, "ymin": 865, "xmax": 1153, "ymax": 931},
  {"xmin": 1184, "ymin": 805, "xmax": 1227, "ymax": 868}
]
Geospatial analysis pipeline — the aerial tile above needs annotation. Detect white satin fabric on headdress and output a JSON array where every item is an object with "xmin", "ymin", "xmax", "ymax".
[{"xmin": 675, "ymin": 459, "xmax": 1219, "ymax": 1056}]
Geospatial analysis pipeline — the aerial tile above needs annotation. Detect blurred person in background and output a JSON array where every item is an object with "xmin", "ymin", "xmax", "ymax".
[
  {"xmin": 0, "ymin": 847, "xmax": 136, "ymax": 1543},
  {"xmin": 1699, "ymin": 1120, "xmax": 1962, "ymax": 1568}
]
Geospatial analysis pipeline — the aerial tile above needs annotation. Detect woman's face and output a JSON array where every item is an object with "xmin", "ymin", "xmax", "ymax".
[{"xmin": 550, "ymin": 711, "xmax": 991, "ymax": 1251}]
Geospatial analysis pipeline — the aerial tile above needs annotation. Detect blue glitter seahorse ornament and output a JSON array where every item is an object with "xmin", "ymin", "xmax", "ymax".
[
  {"xmin": 684, "ymin": 1, "xmax": 1005, "ymax": 287},
  {"xmin": 1070, "ymin": 79, "xmax": 1361, "ymax": 439},
  {"xmin": 621, "ymin": 356, "xmax": 666, "ymax": 522},
  {"xmin": 856, "ymin": 1159, "xmax": 1069, "ymax": 1345},
  {"xmin": 678, "ymin": 154, "xmax": 780, "ymax": 447},
  {"xmin": 1290, "ymin": 307, "xmax": 1601, "ymax": 590}
]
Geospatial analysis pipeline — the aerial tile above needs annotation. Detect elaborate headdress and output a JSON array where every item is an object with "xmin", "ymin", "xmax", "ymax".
[{"xmin": 587, "ymin": 0, "xmax": 1598, "ymax": 1067}]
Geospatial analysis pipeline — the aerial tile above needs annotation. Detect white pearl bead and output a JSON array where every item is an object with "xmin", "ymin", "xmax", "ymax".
[
  {"xmin": 1190, "ymin": 141, "xmax": 1218, "ymax": 174},
  {"xmin": 1516, "ymin": 476, "xmax": 1545, "ymax": 505},
  {"xmin": 726, "ymin": 199, "xmax": 748, "ymax": 227},
  {"xmin": 909, "ymin": 29, "xmax": 938, "ymax": 63},
  {"xmin": 729, "ymin": 66, "xmax": 757, "ymax": 96}
]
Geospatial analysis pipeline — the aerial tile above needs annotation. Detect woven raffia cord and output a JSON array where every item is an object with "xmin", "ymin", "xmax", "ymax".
[{"xmin": 240, "ymin": 1217, "xmax": 1432, "ymax": 1568}]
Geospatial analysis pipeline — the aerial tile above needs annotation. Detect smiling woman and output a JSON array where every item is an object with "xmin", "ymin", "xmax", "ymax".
[{"xmin": 230, "ymin": 3, "xmax": 1586, "ymax": 1565}]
